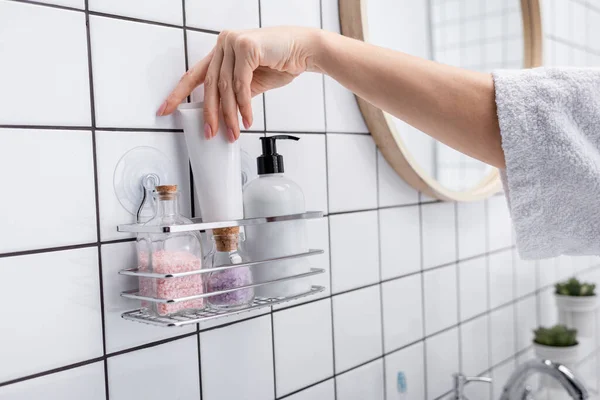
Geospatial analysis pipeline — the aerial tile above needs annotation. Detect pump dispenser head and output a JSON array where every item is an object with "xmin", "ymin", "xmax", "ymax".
[{"xmin": 257, "ymin": 135, "xmax": 300, "ymax": 175}]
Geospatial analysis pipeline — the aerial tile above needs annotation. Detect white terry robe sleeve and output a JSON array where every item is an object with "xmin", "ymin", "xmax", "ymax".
[{"xmin": 492, "ymin": 67, "xmax": 600, "ymax": 260}]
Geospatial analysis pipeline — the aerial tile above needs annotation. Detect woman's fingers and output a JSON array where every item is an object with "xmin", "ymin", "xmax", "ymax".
[
  {"xmin": 233, "ymin": 35, "xmax": 256, "ymax": 130},
  {"xmin": 203, "ymin": 40, "xmax": 225, "ymax": 139},
  {"xmin": 219, "ymin": 35, "xmax": 240, "ymax": 143},
  {"xmin": 158, "ymin": 51, "xmax": 212, "ymax": 116}
]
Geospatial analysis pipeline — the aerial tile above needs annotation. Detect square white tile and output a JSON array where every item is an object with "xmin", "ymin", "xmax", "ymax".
[
  {"xmin": 186, "ymin": 0, "xmax": 259, "ymax": 31},
  {"xmin": 515, "ymin": 251, "xmax": 537, "ymax": 298},
  {"xmin": 487, "ymin": 196, "xmax": 513, "ymax": 251},
  {"xmin": 265, "ymin": 73, "xmax": 325, "ymax": 132},
  {"xmin": 0, "ymin": 129, "xmax": 96, "ymax": 253},
  {"xmin": 425, "ymin": 327, "xmax": 459, "ymax": 400},
  {"xmin": 538, "ymin": 287, "xmax": 558, "ymax": 328},
  {"xmin": 457, "ymin": 201, "xmax": 486, "ymax": 259},
  {"xmin": 327, "ymin": 134, "xmax": 378, "ymax": 213},
  {"xmin": 379, "ymin": 206, "xmax": 421, "ymax": 279},
  {"xmin": 329, "ymin": 211, "xmax": 380, "ymax": 294},
  {"xmin": 491, "ymin": 360, "xmax": 516, "ymax": 400},
  {"xmin": 0, "ymin": 362, "xmax": 105, "ymax": 400},
  {"xmin": 460, "ymin": 315, "xmax": 490, "ymax": 376},
  {"xmin": 384, "ymin": 342, "xmax": 425, "ymax": 400},
  {"xmin": 283, "ymin": 379, "xmax": 335, "ymax": 400},
  {"xmin": 421, "ymin": 202, "xmax": 457, "ymax": 270},
  {"xmin": 89, "ymin": 0, "xmax": 183, "ymax": 25},
  {"xmin": 95, "ymin": 131, "xmax": 190, "ymax": 241},
  {"xmin": 260, "ymin": 0, "xmax": 321, "ymax": 28},
  {"xmin": 490, "ymin": 304, "xmax": 515, "ymax": 366},
  {"xmin": 276, "ymin": 134, "xmax": 328, "ymax": 213},
  {"xmin": 200, "ymin": 315, "xmax": 274, "ymax": 400},
  {"xmin": 101, "ymin": 242, "xmax": 195, "ymax": 353},
  {"xmin": 489, "ymin": 249, "xmax": 515, "ymax": 308},
  {"xmin": 571, "ymin": 1, "xmax": 586, "ymax": 45},
  {"xmin": 273, "ymin": 299, "xmax": 334, "ymax": 397},
  {"xmin": 238, "ymin": 132, "xmax": 264, "ymax": 189},
  {"xmin": 538, "ymin": 257, "xmax": 558, "ymax": 288},
  {"xmin": 458, "ymin": 257, "xmax": 488, "ymax": 320},
  {"xmin": 0, "ymin": 248, "xmax": 103, "ymax": 382},
  {"xmin": 377, "ymin": 151, "xmax": 420, "ymax": 207},
  {"xmin": 186, "ymin": 30, "xmax": 265, "ymax": 132},
  {"xmin": 321, "ymin": 0, "xmax": 340, "ymax": 32},
  {"xmin": 381, "ymin": 274, "xmax": 423, "ymax": 352},
  {"xmin": 515, "ymin": 296, "xmax": 537, "ymax": 352},
  {"xmin": 90, "ymin": 16, "xmax": 185, "ymax": 129},
  {"xmin": 336, "ymin": 359, "xmax": 384, "ymax": 400},
  {"xmin": 107, "ymin": 337, "xmax": 200, "ymax": 400},
  {"xmin": 332, "ymin": 285, "xmax": 383, "ymax": 373},
  {"xmin": 423, "ymin": 264, "xmax": 458, "ymax": 335},
  {"xmin": 0, "ymin": 2, "xmax": 90, "ymax": 126},
  {"xmin": 324, "ymin": 76, "xmax": 369, "ymax": 133},
  {"xmin": 557, "ymin": 255, "xmax": 575, "ymax": 281},
  {"xmin": 274, "ymin": 217, "xmax": 331, "ymax": 309}
]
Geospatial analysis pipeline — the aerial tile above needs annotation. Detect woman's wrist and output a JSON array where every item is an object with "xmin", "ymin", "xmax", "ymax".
[{"xmin": 305, "ymin": 29, "xmax": 335, "ymax": 75}]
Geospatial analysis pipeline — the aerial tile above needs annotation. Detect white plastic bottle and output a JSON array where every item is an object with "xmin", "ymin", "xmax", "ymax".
[{"xmin": 243, "ymin": 135, "xmax": 310, "ymax": 298}]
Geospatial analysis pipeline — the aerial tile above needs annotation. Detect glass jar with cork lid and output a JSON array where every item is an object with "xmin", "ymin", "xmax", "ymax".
[
  {"xmin": 136, "ymin": 184, "xmax": 204, "ymax": 316},
  {"xmin": 204, "ymin": 227, "xmax": 254, "ymax": 309}
]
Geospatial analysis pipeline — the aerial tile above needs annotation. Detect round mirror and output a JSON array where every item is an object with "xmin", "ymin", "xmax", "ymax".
[{"xmin": 339, "ymin": 0, "xmax": 542, "ymax": 201}]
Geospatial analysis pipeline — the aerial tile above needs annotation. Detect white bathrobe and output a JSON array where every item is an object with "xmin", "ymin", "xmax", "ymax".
[{"xmin": 493, "ymin": 67, "xmax": 600, "ymax": 259}]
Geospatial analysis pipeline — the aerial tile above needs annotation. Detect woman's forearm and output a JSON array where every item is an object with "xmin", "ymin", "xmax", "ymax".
[{"xmin": 312, "ymin": 31, "xmax": 505, "ymax": 169}]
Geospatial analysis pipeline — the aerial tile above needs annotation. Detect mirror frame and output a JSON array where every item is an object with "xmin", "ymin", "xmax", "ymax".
[{"xmin": 339, "ymin": 0, "xmax": 543, "ymax": 201}]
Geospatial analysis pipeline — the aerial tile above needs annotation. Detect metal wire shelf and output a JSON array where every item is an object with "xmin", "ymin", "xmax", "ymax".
[
  {"xmin": 117, "ymin": 211, "xmax": 323, "ymax": 233},
  {"xmin": 119, "ymin": 249, "xmax": 324, "ymax": 279},
  {"xmin": 121, "ymin": 285, "xmax": 325, "ymax": 327},
  {"xmin": 121, "ymin": 268, "xmax": 324, "ymax": 304}
]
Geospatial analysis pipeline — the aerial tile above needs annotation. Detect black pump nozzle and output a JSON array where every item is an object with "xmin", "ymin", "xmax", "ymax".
[{"xmin": 257, "ymin": 135, "xmax": 300, "ymax": 175}]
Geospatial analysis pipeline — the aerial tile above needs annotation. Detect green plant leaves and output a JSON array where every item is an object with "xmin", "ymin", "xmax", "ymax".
[
  {"xmin": 555, "ymin": 277, "xmax": 596, "ymax": 297},
  {"xmin": 533, "ymin": 324, "xmax": 578, "ymax": 347}
]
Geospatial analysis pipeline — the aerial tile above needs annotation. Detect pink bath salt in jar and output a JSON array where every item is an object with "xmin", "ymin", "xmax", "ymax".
[{"xmin": 136, "ymin": 185, "xmax": 204, "ymax": 316}]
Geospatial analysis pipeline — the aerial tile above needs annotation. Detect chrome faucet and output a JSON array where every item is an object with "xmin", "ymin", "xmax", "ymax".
[
  {"xmin": 452, "ymin": 373, "xmax": 492, "ymax": 399},
  {"xmin": 500, "ymin": 359, "xmax": 588, "ymax": 400}
]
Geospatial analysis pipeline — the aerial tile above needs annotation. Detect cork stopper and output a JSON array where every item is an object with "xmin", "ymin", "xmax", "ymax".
[
  {"xmin": 213, "ymin": 226, "xmax": 240, "ymax": 251},
  {"xmin": 155, "ymin": 185, "xmax": 177, "ymax": 200}
]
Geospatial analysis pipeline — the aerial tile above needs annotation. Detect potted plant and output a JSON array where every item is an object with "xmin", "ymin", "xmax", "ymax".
[
  {"xmin": 534, "ymin": 325, "xmax": 580, "ymax": 392},
  {"xmin": 555, "ymin": 277, "xmax": 597, "ymax": 337}
]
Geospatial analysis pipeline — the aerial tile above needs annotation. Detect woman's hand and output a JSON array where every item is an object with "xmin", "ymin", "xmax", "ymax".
[{"xmin": 157, "ymin": 26, "xmax": 322, "ymax": 142}]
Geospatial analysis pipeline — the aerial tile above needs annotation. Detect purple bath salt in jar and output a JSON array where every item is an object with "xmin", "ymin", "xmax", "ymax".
[{"xmin": 204, "ymin": 227, "xmax": 254, "ymax": 309}]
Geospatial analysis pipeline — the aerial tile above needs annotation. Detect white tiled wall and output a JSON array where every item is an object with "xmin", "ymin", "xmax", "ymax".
[{"xmin": 1, "ymin": 1, "xmax": 599, "ymax": 400}]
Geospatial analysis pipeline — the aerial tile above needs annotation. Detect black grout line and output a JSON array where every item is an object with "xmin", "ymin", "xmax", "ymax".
[
  {"xmin": 95, "ymin": 127, "xmax": 184, "ymax": 133},
  {"xmin": 83, "ymin": 1, "xmax": 109, "ymax": 397},
  {"xmin": 276, "ymin": 376, "xmax": 333, "ymax": 400},
  {"xmin": 270, "ymin": 313, "xmax": 278, "ymax": 398},
  {"xmin": 0, "ymin": 123, "xmax": 371, "ymax": 137},
  {"xmin": 0, "ymin": 242, "xmax": 99, "ymax": 258},
  {"xmin": 0, "ymin": 356, "xmax": 106, "ymax": 388},
  {"xmin": 5, "ymin": 0, "xmax": 81, "ymax": 12},
  {"xmin": 106, "ymin": 331, "xmax": 198, "ymax": 359},
  {"xmin": 88, "ymin": 10, "xmax": 182, "ymax": 29},
  {"xmin": 0, "ymin": 124, "xmax": 91, "ymax": 131},
  {"xmin": 185, "ymin": 25, "xmax": 220, "ymax": 35},
  {"xmin": 484, "ymin": 198, "xmax": 494, "ymax": 397},
  {"xmin": 418, "ymin": 194, "xmax": 428, "ymax": 399}
]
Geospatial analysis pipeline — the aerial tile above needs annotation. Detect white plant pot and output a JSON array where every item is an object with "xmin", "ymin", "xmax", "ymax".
[
  {"xmin": 555, "ymin": 295, "xmax": 598, "ymax": 337},
  {"xmin": 534, "ymin": 343, "xmax": 580, "ymax": 392}
]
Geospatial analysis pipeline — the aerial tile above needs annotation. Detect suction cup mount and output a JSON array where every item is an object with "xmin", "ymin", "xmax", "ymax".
[{"xmin": 113, "ymin": 146, "xmax": 175, "ymax": 220}]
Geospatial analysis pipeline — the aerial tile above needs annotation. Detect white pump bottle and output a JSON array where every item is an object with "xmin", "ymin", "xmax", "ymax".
[{"xmin": 243, "ymin": 135, "xmax": 310, "ymax": 297}]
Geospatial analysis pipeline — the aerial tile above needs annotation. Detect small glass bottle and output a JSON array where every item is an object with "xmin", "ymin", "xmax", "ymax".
[
  {"xmin": 204, "ymin": 227, "xmax": 254, "ymax": 309},
  {"xmin": 136, "ymin": 185, "xmax": 204, "ymax": 316}
]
